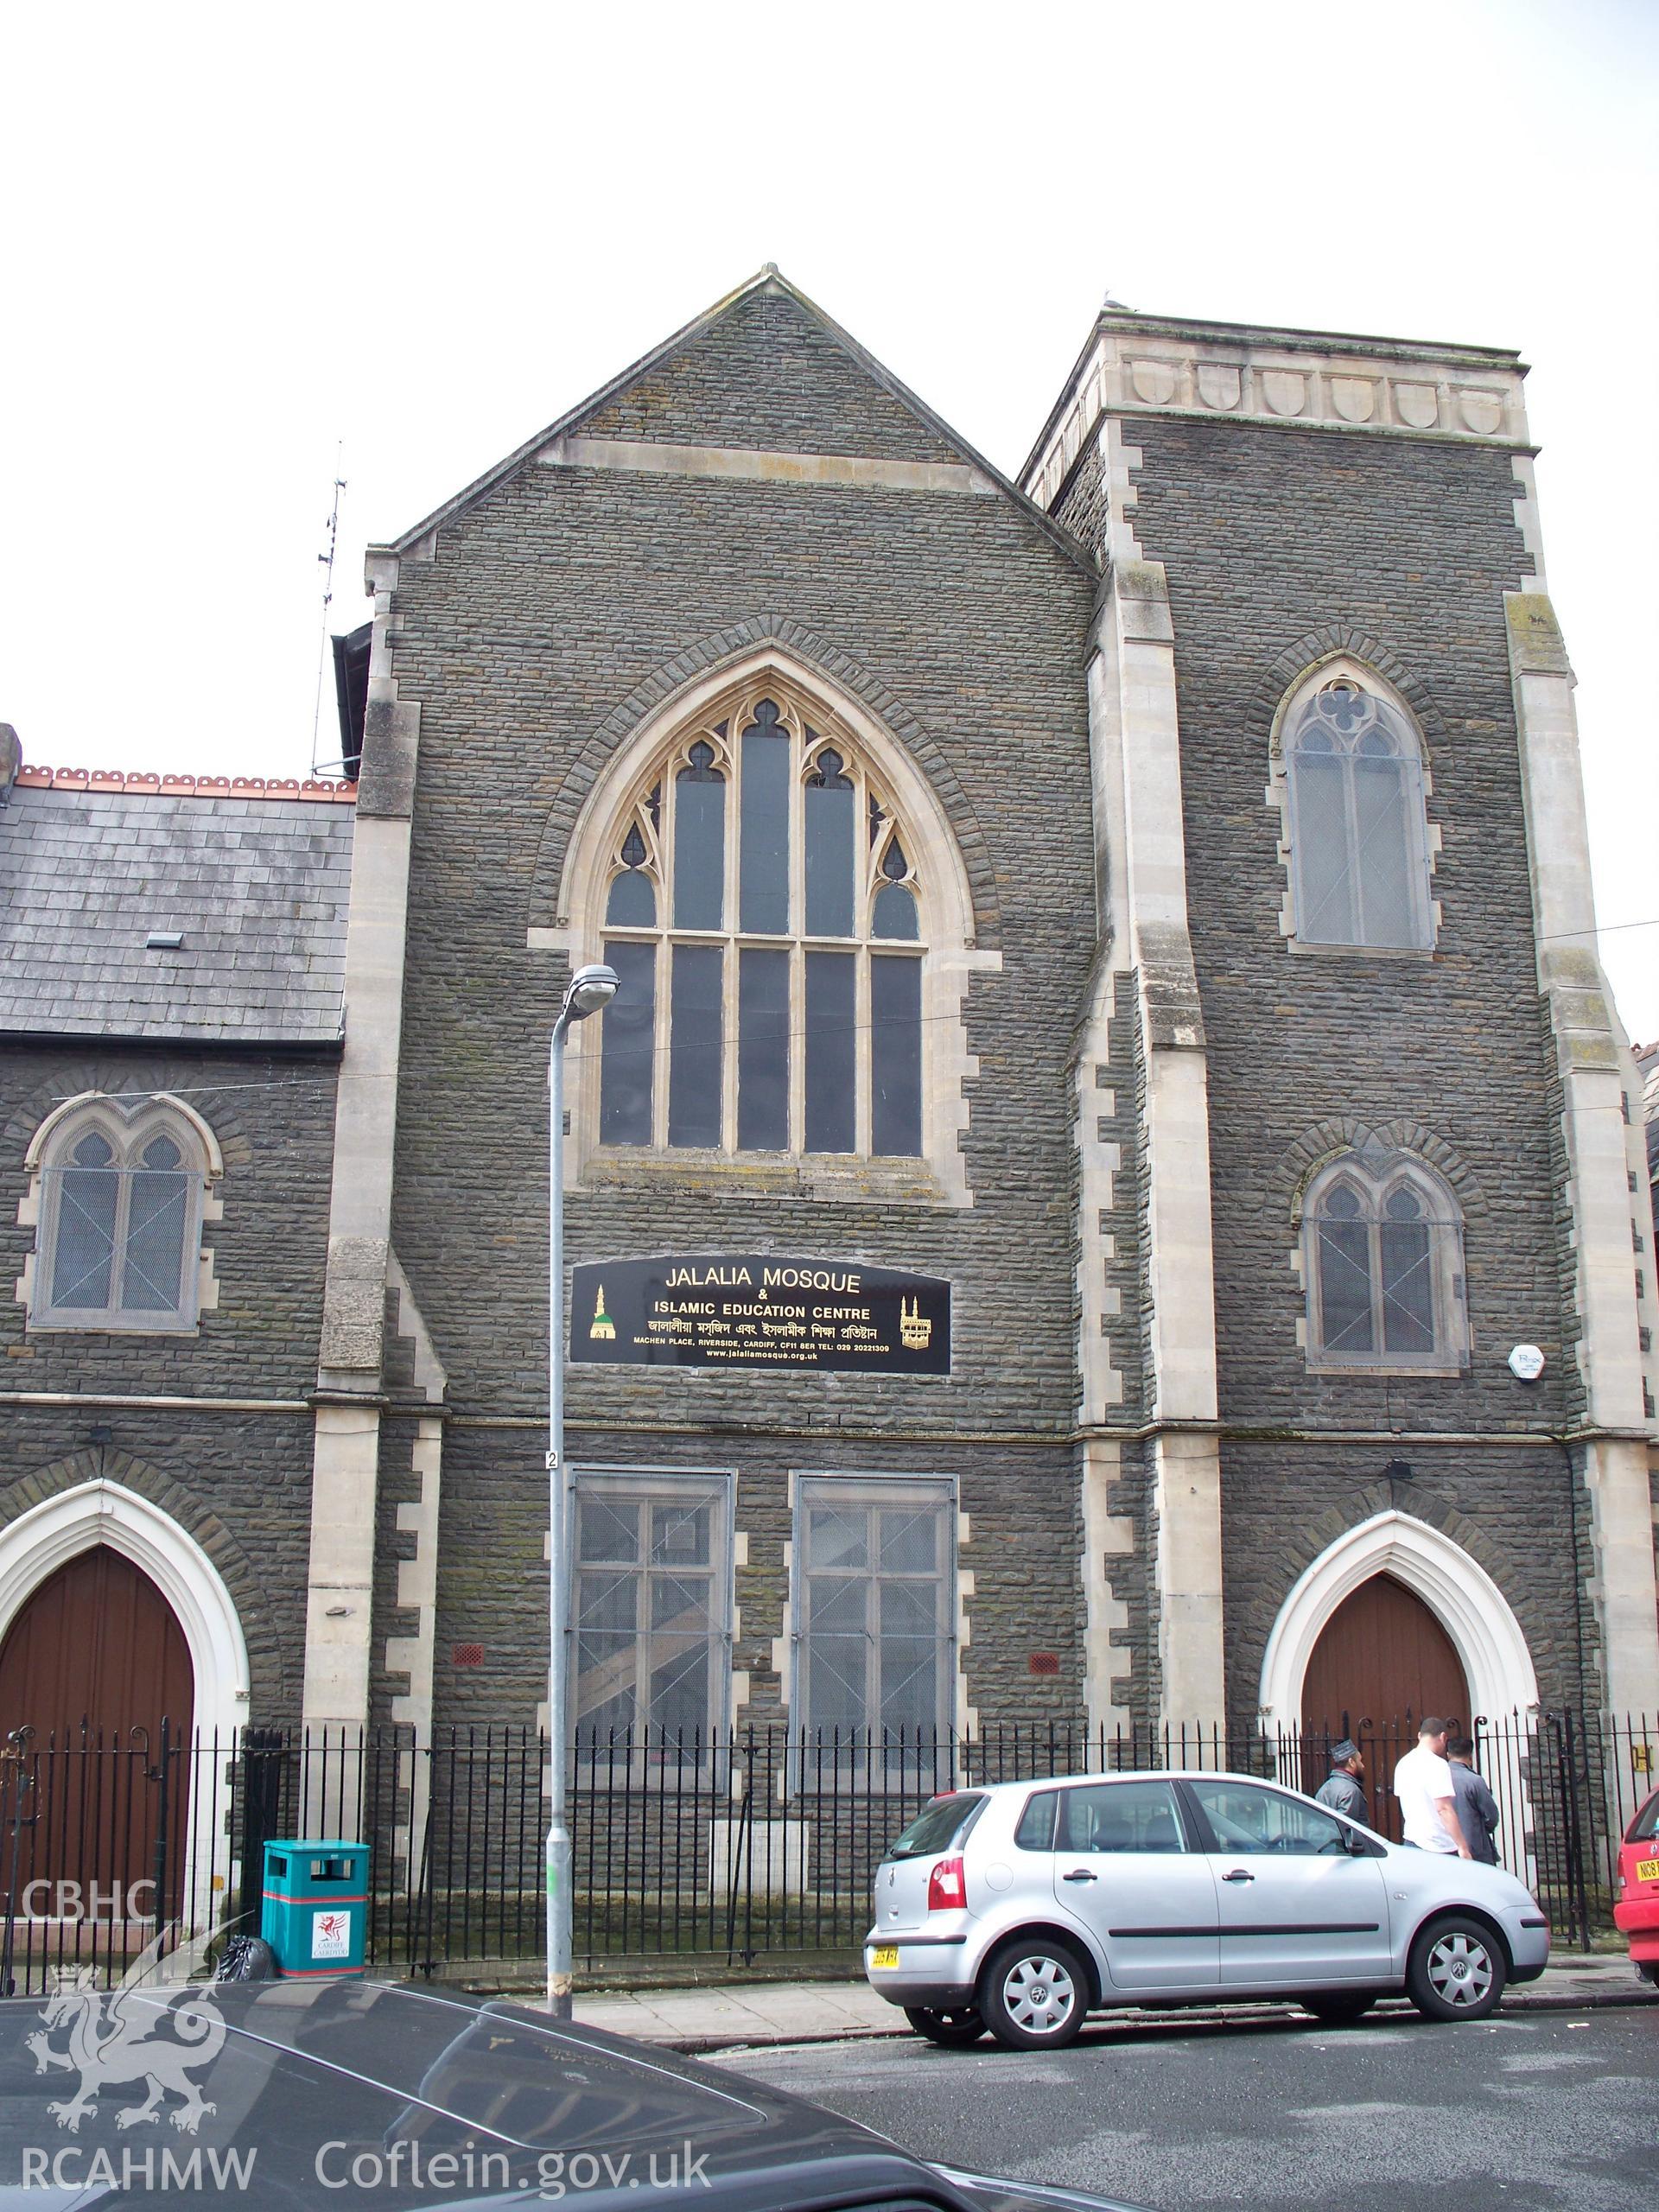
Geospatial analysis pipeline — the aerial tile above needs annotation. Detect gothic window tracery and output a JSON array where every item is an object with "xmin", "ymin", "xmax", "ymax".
[
  {"xmin": 595, "ymin": 688, "xmax": 925, "ymax": 1159},
  {"xmin": 1283, "ymin": 672, "xmax": 1434, "ymax": 950},
  {"xmin": 1303, "ymin": 1152, "xmax": 1466, "ymax": 1372}
]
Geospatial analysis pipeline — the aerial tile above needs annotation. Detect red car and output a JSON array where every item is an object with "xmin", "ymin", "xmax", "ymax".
[{"xmin": 1614, "ymin": 1783, "xmax": 1659, "ymax": 1985}]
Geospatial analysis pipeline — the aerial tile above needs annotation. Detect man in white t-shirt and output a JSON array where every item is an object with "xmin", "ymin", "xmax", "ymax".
[{"xmin": 1392, "ymin": 1718, "xmax": 1472, "ymax": 1857}]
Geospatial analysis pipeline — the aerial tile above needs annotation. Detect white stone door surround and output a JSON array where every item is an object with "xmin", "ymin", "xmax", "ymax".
[
  {"xmin": 0, "ymin": 1478, "xmax": 251, "ymax": 1930},
  {"xmin": 1257, "ymin": 1509, "xmax": 1540, "ymax": 1730}
]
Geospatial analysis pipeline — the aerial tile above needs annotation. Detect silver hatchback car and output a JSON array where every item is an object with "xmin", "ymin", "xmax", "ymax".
[{"xmin": 864, "ymin": 1769, "xmax": 1550, "ymax": 2049}]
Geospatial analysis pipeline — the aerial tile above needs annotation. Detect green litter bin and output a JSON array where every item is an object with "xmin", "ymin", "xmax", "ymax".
[{"xmin": 260, "ymin": 1840, "xmax": 368, "ymax": 1978}]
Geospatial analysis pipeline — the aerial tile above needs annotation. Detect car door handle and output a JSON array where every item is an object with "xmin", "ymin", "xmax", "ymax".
[
  {"xmin": 1062, "ymin": 1869, "xmax": 1099, "ymax": 1883},
  {"xmin": 1222, "ymin": 1870, "xmax": 1255, "ymax": 1884}
]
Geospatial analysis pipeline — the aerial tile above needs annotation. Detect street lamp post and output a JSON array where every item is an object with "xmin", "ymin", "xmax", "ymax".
[{"xmin": 545, "ymin": 962, "xmax": 618, "ymax": 2016}]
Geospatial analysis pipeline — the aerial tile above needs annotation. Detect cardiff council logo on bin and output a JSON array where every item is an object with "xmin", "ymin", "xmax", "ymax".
[{"xmin": 310, "ymin": 1910, "xmax": 351, "ymax": 1961}]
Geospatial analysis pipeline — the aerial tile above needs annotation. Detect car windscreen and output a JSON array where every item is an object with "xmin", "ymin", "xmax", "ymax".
[
  {"xmin": 887, "ymin": 1792, "xmax": 987, "ymax": 1858},
  {"xmin": 1627, "ymin": 1789, "xmax": 1659, "ymax": 1843}
]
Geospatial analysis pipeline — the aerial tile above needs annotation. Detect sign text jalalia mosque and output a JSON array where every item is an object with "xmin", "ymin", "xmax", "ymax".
[{"xmin": 569, "ymin": 1255, "xmax": 951, "ymax": 1375}]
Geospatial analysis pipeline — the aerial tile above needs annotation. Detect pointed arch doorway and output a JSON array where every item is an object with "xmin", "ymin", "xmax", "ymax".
[
  {"xmin": 1260, "ymin": 1512, "xmax": 1538, "ymax": 1840},
  {"xmin": 0, "ymin": 1547, "xmax": 195, "ymax": 1932}
]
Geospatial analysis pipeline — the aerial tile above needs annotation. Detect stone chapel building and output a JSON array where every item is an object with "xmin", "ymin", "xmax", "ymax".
[{"xmin": 3, "ymin": 268, "xmax": 1656, "ymax": 1779}]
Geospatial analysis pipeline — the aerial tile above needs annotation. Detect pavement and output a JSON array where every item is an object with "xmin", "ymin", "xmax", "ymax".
[{"xmin": 573, "ymin": 1952, "xmax": 1656, "ymax": 2053}]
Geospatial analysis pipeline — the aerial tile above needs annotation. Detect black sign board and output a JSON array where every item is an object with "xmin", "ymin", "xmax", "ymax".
[{"xmin": 569, "ymin": 1255, "xmax": 950, "ymax": 1376}]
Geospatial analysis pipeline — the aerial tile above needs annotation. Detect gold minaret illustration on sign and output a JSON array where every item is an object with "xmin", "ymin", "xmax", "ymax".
[
  {"xmin": 589, "ymin": 1284, "xmax": 616, "ymax": 1341},
  {"xmin": 899, "ymin": 1296, "xmax": 931, "ymax": 1351}
]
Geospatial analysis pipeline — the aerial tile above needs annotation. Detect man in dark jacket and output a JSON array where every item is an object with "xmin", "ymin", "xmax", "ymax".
[
  {"xmin": 1446, "ymin": 1735, "xmax": 1501, "ymax": 1863},
  {"xmin": 1313, "ymin": 1739, "xmax": 1369, "ymax": 1823}
]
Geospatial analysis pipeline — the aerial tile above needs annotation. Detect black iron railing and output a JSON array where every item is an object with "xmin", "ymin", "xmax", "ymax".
[{"xmin": 0, "ymin": 1711, "xmax": 1649, "ymax": 1992}]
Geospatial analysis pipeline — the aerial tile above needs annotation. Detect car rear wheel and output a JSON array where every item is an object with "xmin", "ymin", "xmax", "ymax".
[
  {"xmin": 1406, "ymin": 1916, "xmax": 1506, "ymax": 2022},
  {"xmin": 978, "ymin": 1935, "xmax": 1090, "ymax": 2050},
  {"xmin": 1299, "ymin": 1990, "xmax": 1378, "ymax": 2024},
  {"xmin": 904, "ymin": 2005, "xmax": 987, "ymax": 2048}
]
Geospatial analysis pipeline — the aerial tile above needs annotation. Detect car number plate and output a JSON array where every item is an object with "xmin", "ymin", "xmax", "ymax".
[
  {"xmin": 869, "ymin": 1945, "xmax": 899, "ymax": 1970},
  {"xmin": 1637, "ymin": 1857, "xmax": 1659, "ymax": 1884}
]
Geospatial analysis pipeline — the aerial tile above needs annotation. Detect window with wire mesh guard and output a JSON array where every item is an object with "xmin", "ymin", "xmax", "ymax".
[
  {"xmin": 570, "ymin": 1470, "xmax": 732, "ymax": 1756},
  {"xmin": 31, "ymin": 1102, "xmax": 208, "ymax": 1332},
  {"xmin": 1302, "ymin": 1152, "xmax": 1467, "ymax": 1372},
  {"xmin": 594, "ymin": 683, "xmax": 925, "ymax": 1159},
  {"xmin": 793, "ymin": 1475, "xmax": 955, "ymax": 1745},
  {"xmin": 1284, "ymin": 674, "xmax": 1433, "ymax": 951}
]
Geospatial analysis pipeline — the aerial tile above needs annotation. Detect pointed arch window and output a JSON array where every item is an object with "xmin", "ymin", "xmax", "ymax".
[
  {"xmin": 594, "ymin": 688, "xmax": 926, "ymax": 1159},
  {"xmin": 1303, "ymin": 1153, "xmax": 1466, "ymax": 1372},
  {"xmin": 28, "ymin": 1096, "xmax": 213, "ymax": 1332},
  {"xmin": 1284, "ymin": 673, "xmax": 1433, "ymax": 950}
]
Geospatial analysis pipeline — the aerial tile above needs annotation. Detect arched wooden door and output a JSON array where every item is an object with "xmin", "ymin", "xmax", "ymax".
[
  {"xmin": 1300, "ymin": 1572, "xmax": 1470, "ymax": 1834},
  {"xmin": 0, "ymin": 1548, "xmax": 194, "ymax": 1930}
]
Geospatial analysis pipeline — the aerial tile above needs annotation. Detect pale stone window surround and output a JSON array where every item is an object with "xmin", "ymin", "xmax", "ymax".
[
  {"xmin": 1257, "ymin": 1509, "xmax": 1539, "ymax": 1729},
  {"xmin": 533, "ymin": 649, "xmax": 996, "ymax": 1209},
  {"xmin": 1268, "ymin": 657, "xmax": 1440, "ymax": 957},
  {"xmin": 1294, "ymin": 1146, "xmax": 1468, "ymax": 1376},
  {"xmin": 772, "ymin": 1469, "xmax": 972, "ymax": 1745},
  {"xmin": 16, "ymin": 1091, "xmax": 223, "ymax": 1335},
  {"xmin": 0, "ymin": 1478, "xmax": 250, "ymax": 1924}
]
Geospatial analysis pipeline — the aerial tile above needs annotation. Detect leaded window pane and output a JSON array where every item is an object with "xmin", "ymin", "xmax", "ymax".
[
  {"xmin": 1292, "ymin": 747, "xmax": 1356, "ymax": 944},
  {"xmin": 123, "ymin": 1159, "xmax": 188, "ymax": 1312},
  {"xmin": 1318, "ymin": 1218, "xmax": 1374, "ymax": 1351},
  {"xmin": 668, "ymin": 944, "xmax": 722, "ymax": 1148},
  {"xmin": 797, "ymin": 1479, "xmax": 953, "ymax": 1746},
  {"xmin": 606, "ymin": 869, "xmax": 656, "ymax": 927},
  {"xmin": 804, "ymin": 950, "xmax": 856, "ymax": 1154},
  {"xmin": 872, "ymin": 882, "xmax": 918, "ymax": 940},
  {"xmin": 804, "ymin": 749, "xmax": 855, "ymax": 938},
  {"xmin": 573, "ymin": 1476, "xmax": 728, "ymax": 1752},
  {"xmin": 737, "ymin": 948, "xmax": 789, "ymax": 1152},
  {"xmin": 1381, "ymin": 1218, "xmax": 1435, "ymax": 1352},
  {"xmin": 870, "ymin": 957, "xmax": 923, "ymax": 1158},
  {"xmin": 1353, "ymin": 751, "xmax": 1414, "ymax": 946},
  {"xmin": 672, "ymin": 747, "xmax": 725, "ymax": 932},
  {"xmin": 739, "ymin": 702, "xmax": 790, "ymax": 933},
  {"xmin": 50, "ymin": 1150, "xmax": 118, "ymax": 1311},
  {"xmin": 599, "ymin": 939, "xmax": 656, "ymax": 1145}
]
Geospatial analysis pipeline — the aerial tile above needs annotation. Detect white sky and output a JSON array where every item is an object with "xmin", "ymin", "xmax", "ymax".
[{"xmin": 5, "ymin": 1, "xmax": 1656, "ymax": 1037}]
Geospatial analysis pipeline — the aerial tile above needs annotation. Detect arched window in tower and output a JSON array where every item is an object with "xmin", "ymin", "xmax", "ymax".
[
  {"xmin": 1283, "ymin": 672, "xmax": 1433, "ymax": 950},
  {"xmin": 594, "ymin": 689, "xmax": 927, "ymax": 1159},
  {"xmin": 1302, "ymin": 1152, "xmax": 1466, "ymax": 1372},
  {"xmin": 30, "ymin": 1096, "xmax": 213, "ymax": 1331}
]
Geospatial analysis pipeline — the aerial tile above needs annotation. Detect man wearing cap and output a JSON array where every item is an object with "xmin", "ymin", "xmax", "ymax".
[{"xmin": 1313, "ymin": 1738, "xmax": 1369, "ymax": 1823}]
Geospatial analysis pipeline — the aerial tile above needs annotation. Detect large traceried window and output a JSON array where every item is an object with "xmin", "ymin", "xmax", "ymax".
[
  {"xmin": 594, "ymin": 685, "xmax": 926, "ymax": 1159},
  {"xmin": 1283, "ymin": 671, "xmax": 1433, "ymax": 951},
  {"xmin": 793, "ymin": 1475, "xmax": 955, "ymax": 1745},
  {"xmin": 28, "ymin": 1096, "xmax": 212, "ymax": 1332},
  {"xmin": 1302, "ymin": 1153, "xmax": 1466, "ymax": 1373},
  {"xmin": 572, "ymin": 1470, "xmax": 731, "ymax": 1757}
]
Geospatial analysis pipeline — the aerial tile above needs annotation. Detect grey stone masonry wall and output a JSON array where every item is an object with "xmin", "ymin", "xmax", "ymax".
[
  {"xmin": 577, "ymin": 288, "xmax": 969, "ymax": 465},
  {"xmin": 0, "ymin": 1043, "xmax": 340, "ymax": 1726},
  {"xmin": 427, "ymin": 1427, "xmax": 1084, "ymax": 1734},
  {"xmin": 0, "ymin": 1417, "xmax": 310, "ymax": 1726},
  {"xmin": 377, "ymin": 285, "xmax": 1101, "ymax": 1732},
  {"xmin": 382, "ymin": 288, "xmax": 1099, "ymax": 1444},
  {"xmin": 1223, "ymin": 1446, "xmax": 1589, "ymax": 1717},
  {"xmin": 1057, "ymin": 410, "xmax": 1592, "ymax": 1712}
]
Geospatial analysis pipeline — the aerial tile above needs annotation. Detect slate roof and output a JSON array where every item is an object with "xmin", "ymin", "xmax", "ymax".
[{"xmin": 0, "ymin": 780, "xmax": 355, "ymax": 1046}]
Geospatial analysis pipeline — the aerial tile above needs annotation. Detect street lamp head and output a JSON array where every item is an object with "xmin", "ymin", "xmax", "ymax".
[{"xmin": 563, "ymin": 963, "xmax": 619, "ymax": 1021}]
